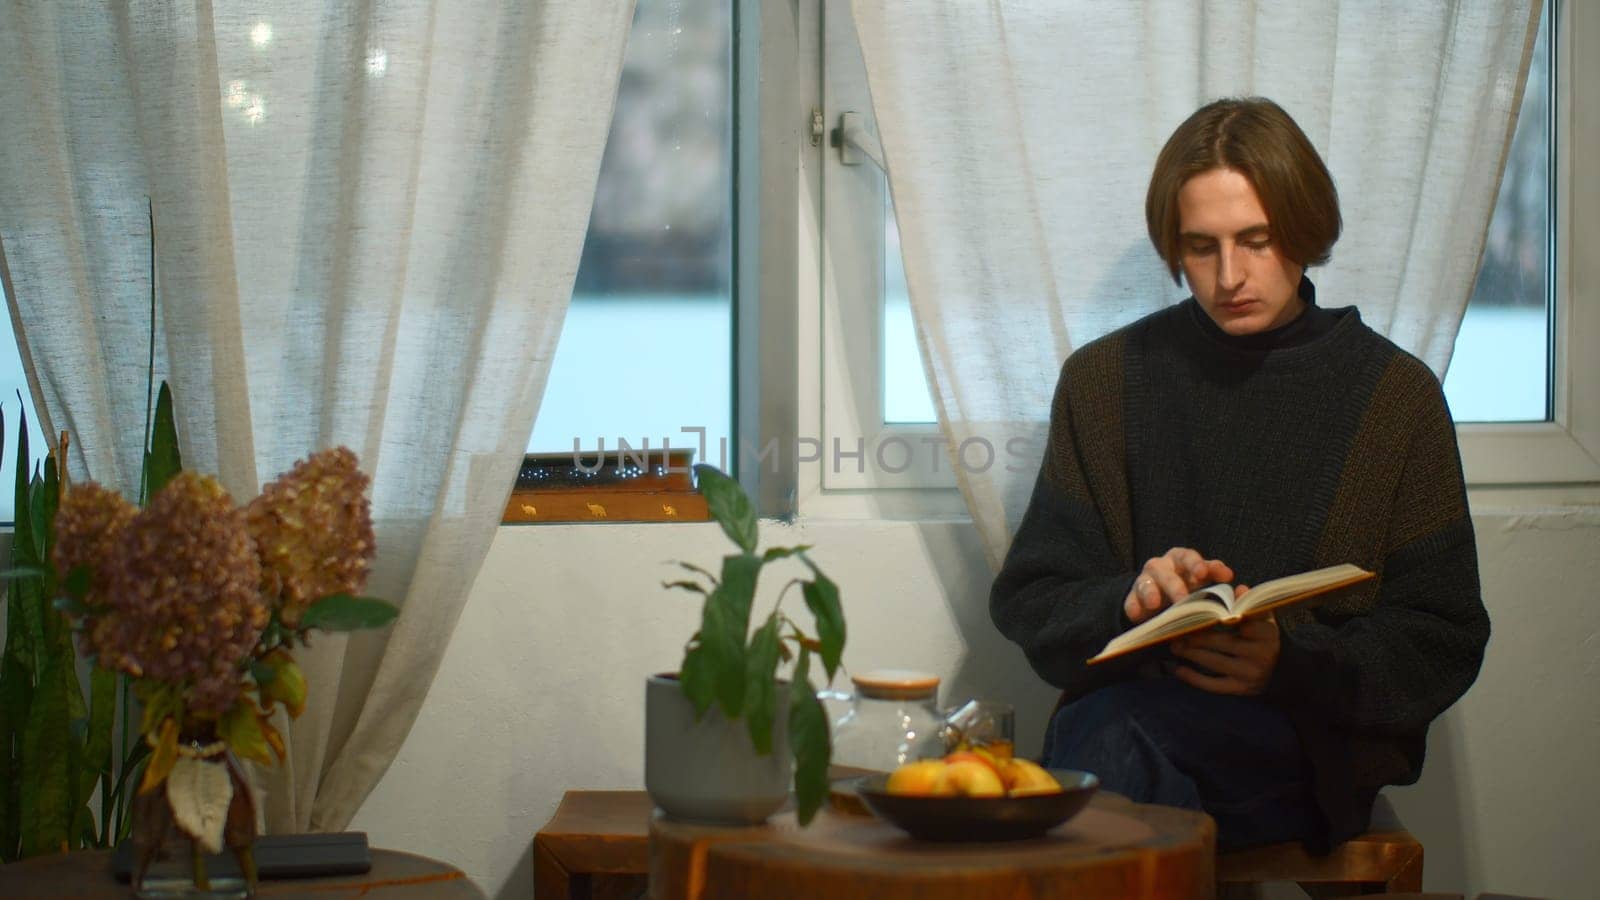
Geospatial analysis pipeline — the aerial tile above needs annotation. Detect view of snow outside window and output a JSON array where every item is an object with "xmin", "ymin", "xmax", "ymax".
[{"xmin": 525, "ymin": 0, "xmax": 733, "ymax": 463}]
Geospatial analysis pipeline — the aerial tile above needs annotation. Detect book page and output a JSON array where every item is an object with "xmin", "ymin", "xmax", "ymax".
[
  {"xmin": 1233, "ymin": 564, "xmax": 1373, "ymax": 617},
  {"xmin": 1096, "ymin": 594, "xmax": 1229, "ymax": 659}
]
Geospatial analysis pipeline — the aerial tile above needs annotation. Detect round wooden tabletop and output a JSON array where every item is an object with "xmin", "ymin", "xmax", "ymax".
[{"xmin": 649, "ymin": 791, "xmax": 1215, "ymax": 900}]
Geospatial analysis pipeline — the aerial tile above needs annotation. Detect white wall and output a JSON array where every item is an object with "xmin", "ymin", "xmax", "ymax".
[{"xmin": 351, "ymin": 507, "xmax": 1600, "ymax": 900}]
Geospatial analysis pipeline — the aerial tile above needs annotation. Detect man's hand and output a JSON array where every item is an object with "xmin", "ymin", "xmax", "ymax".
[
  {"xmin": 1171, "ymin": 604, "xmax": 1280, "ymax": 696},
  {"xmin": 1124, "ymin": 547, "xmax": 1235, "ymax": 623}
]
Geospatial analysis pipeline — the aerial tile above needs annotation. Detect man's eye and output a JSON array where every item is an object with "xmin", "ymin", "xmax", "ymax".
[
  {"xmin": 1185, "ymin": 243, "xmax": 1216, "ymax": 255},
  {"xmin": 1244, "ymin": 239, "xmax": 1272, "ymax": 250}
]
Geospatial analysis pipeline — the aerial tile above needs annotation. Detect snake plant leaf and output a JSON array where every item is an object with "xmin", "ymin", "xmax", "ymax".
[
  {"xmin": 694, "ymin": 464, "xmax": 757, "ymax": 554},
  {"xmin": 31, "ymin": 451, "xmax": 58, "ymax": 568},
  {"xmin": 0, "ymin": 608, "xmax": 30, "ymax": 859},
  {"xmin": 80, "ymin": 667, "xmax": 116, "ymax": 816},
  {"xmin": 144, "ymin": 382, "xmax": 182, "ymax": 501},
  {"xmin": 18, "ymin": 652, "xmax": 72, "ymax": 856},
  {"xmin": 787, "ymin": 646, "xmax": 830, "ymax": 826},
  {"xmin": 742, "ymin": 614, "xmax": 783, "ymax": 755},
  {"xmin": 12, "ymin": 400, "xmax": 32, "ymax": 565},
  {"xmin": 800, "ymin": 568, "xmax": 845, "ymax": 683},
  {"xmin": 300, "ymin": 594, "xmax": 399, "ymax": 631}
]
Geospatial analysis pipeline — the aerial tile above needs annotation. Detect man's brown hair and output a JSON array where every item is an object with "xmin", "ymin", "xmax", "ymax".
[{"xmin": 1145, "ymin": 97, "xmax": 1341, "ymax": 284}]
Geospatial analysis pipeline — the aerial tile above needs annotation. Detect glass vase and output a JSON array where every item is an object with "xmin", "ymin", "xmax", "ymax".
[{"xmin": 130, "ymin": 740, "xmax": 258, "ymax": 900}]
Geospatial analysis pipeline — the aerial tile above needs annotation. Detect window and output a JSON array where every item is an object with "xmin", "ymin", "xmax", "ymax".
[
  {"xmin": 846, "ymin": 0, "xmax": 1599, "ymax": 490},
  {"xmin": 525, "ymin": 0, "xmax": 733, "ymax": 466},
  {"xmin": 0, "ymin": 282, "xmax": 49, "ymax": 524},
  {"xmin": 1441, "ymin": 1, "xmax": 1551, "ymax": 423}
]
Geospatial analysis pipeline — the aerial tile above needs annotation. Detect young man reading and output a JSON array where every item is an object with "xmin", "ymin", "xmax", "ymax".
[{"xmin": 989, "ymin": 97, "xmax": 1489, "ymax": 851}]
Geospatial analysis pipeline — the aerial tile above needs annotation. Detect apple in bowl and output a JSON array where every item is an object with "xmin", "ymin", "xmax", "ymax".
[{"xmin": 885, "ymin": 751, "xmax": 1063, "ymax": 799}]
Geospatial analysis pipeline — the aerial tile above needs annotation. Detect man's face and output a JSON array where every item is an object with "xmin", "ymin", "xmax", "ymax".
[{"xmin": 1176, "ymin": 167, "xmax": 1306, "ymax": 336}]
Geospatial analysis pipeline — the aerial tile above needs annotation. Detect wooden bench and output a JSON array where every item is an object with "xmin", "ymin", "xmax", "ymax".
[{"xmin": 1216, "ymin": 794, "xmax": 1422, "ymax": 895}]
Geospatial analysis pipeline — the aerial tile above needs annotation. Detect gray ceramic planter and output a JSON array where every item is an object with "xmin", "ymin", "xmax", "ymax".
[{"xmin": 644, "ymin": 673, "xmax": 790, "ymax": 825}]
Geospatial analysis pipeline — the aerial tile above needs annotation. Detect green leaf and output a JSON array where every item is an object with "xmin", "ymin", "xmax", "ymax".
[
  {"xmin": 62, "ymin": 565, "xmax": 91, "ymax": 600},
  {"xmin": 0, "ymin": 565, "xmax": 51, "ymax": 581},
  {"xmin": 13, "ymin": 402, "xmax": 34, "ymax": 565},
  {"xmin": 694, "ymin": 464, "xmax": 758, "ymax": 554},
  {"xmin": 250, "ymin": 659, "xmax": 278, "ymax": 686},
  {"xmin": 299, "ymin": 594, "xmax": 400, "ymax": 632},
  {"xmin": 678, "ymin": 644, "xmax": 715, "ymax": 718},
  {"xmin": 144, "ymin": 381, "xmax": 182, "ymax": 502},
  {"xmin": 743, "ymin": 614, "xmax": 782, "ymax": 755},
  {"xmin": 18, "ymin": 652, "xmax": 72, "ymax": 856},
  {"xmin": 15, "ymin": 576, "xmax": 46, "ymax": 682},
  {"xmin": 256, "ymin": 651, "xmax": 307, "ymax": 718},
  {"xmin": 137, "ymin": 682, "xmax": 184, "ymax": 738},
  {"xmin": 676, "ymin": 561, "xmax": 720, "ymax": 585},
  {"xmin": 787, "ymin": 647, "xmax": 830, "ymax": 826},
  {"xmin": 80, "ymin": 665, "xmax": 116, "ymax": 839},
  {"xmin": 699, "ymin": 553, "xmax": 762, "ymax": 718},
  {"xmin": 761, "ymin": 545, "xmax": 812, "ymax": 562},
  {"xmin": 800, "ymin": 570, "xmax": 846, "ymax": 684},
  {"xmin": 661, "ymin": 580, "xmax": 708, "ymax": 595},
  {"xmin": 218, "ymin": 700, "xmax": 274, "ymax": 767},
  {"xmin": 32, "ymin": 450, "xmax": 59, "ymax": 569},
  {"xmin": 0, "ymin": 622, "xmax": 29, "ymax": 860}
]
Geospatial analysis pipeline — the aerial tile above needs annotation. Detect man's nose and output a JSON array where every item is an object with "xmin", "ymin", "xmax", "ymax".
[{"xmin": 1218, "ymin": 245, "xmax": 1246, "ymax": 290}]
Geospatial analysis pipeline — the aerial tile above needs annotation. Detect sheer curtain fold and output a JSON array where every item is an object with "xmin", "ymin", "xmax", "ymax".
[
  {"xmin": 0, "ymin": 0, "xmax": 635, "ymax": 830},
  {"xmin": 849, "ymin": 0, "xmax": 1540, "ymax": 568}
]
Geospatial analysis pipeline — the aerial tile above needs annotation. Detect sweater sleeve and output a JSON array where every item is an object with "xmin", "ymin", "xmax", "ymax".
[
  {"xmin": 989, "ymin": 364, "xmax": 1144, "ymax": 696},
  {"xmin": 1267, "ymin": 379, "xmax": 1490, "ymax": 735}
]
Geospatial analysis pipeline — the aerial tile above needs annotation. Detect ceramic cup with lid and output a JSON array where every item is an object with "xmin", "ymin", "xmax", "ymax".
[{"xmin": 828, "ymin": 669, "xmax": 946, "ymax": 772}]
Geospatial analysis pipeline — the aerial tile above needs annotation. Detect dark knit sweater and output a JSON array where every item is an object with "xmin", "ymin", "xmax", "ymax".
[{"xmin": 989, "ymin": 289, "xmax": 1490, "ymax": 850}]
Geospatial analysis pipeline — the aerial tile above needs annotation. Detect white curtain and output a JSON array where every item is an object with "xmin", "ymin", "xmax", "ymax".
[
  {"xmin": 0, "ymin": 0, "xmax": 633, "ymax": 830},
  {"xmin": 849, "ymin": 0, "xmax": 1540, "ymax": 569}
]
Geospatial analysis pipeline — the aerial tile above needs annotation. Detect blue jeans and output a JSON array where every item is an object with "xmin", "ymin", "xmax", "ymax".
[{"xmin": 1042, "ymin": 678, "xmax": 1322, "ymax": 850}]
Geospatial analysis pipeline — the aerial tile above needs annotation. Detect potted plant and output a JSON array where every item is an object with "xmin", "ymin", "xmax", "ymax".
[{"xmin": 645, "ymin": 465, "xmax": 845, "ymax": 826}]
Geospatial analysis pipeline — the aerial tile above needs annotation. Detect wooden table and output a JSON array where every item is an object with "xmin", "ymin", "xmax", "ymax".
[
  {"xmin": 0, "ymin": 847, "xmax": 485, "ymax": 899},
  {"xmin": 535, "ymin": 789, "xmax": 1214, "ymax": 900}
]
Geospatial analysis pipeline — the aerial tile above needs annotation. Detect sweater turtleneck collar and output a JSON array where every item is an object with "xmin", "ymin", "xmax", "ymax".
[{"xmin": 1189, "ymin": 275, "xmax": 1338, "ymax": 352}]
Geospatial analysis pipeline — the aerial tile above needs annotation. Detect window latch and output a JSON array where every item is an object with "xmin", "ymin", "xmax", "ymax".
[{"xmin": 829, "ymin": 111, "xmax": 884, "ymax": 170}]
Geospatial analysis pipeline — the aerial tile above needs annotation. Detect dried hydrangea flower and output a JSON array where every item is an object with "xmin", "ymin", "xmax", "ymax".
[
  {"xmin": 53, "ymin": 481, "xmax": 140, "ymax": 609},
  {"xmin": 246, "ymin": 447, "xmax": 375, "ymax": 628},
  {"xmin": 87, "ymin": 472, "xmax": 268, "ymax": 718}
]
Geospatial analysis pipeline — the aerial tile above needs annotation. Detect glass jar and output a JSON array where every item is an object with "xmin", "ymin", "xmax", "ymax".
[{"xmin": 829, "ymin": 669, "xmax": 945, "ymax": 772}]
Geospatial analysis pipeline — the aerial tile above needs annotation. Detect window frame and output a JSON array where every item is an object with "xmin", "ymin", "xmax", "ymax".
[{"xmin": 1456, "ymin": 0, "xmax": 1600, "ymax": 488}]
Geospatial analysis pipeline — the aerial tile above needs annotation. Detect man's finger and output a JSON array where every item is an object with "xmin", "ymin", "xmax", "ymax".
[
  {"xmin": 1206, "ymin": 560, "xmax": 1235, "ymax": 585},
  {"xmin": 1173, "ymin": 665, "xmax": 1246, "ymax": 695},
  {"xmin": 1171, "ymin": 644, "xmax": 1253, "ymax": 678}
]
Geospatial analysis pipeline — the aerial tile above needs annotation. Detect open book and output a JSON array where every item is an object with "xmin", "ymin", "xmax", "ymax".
[{"xmin": 1087, "ymin": 563, "xmax": 1375, "ymax": 665}]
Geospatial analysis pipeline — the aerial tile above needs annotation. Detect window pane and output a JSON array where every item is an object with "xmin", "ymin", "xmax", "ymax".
[
  {"xmin": 0, "ymin": 279, "xmax": 50, "ymax": 524},
  {"xmin": 526, "ymin": 0, "xmax": 733, "ymax": 460},
  {"xmin": 883, "ymin": 195, "xmax": 937, "ymax": 424},
  {"xmin": 1443, "ymin": 2, "xmax": 1551, "ymax": 423}
]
